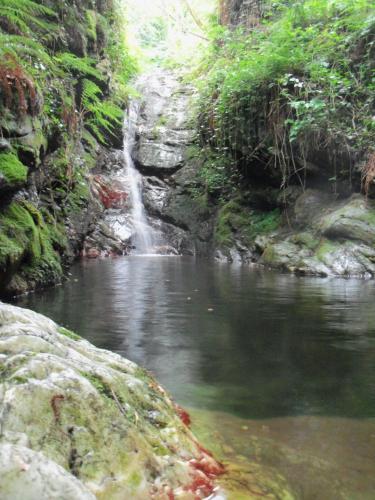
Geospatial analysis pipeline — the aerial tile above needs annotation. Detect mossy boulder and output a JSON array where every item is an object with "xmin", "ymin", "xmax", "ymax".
[
  {"xmin": 0, "ymin": 153, "xmax": 28, "ymax": 191},
  {"xmin": 259, "ymin": 195, "xmax": 375, "ymax": 277},
  {"xmin": 319, "ymin": 196, "xmax": 375, "ymax": 246},
  {"xmin": 294, "ymin": 189, "xmax": 332, "ymax": 226},
  {"xmin": 0, "ymin": 444, "xmax": 95, "ymax": 500},
  {"xmin": 213, "ymin": 198, "xmax": 282, "ymax": 262},
  {"xmin": 0, "ymin": 303, "xmax": 224, "ymax": 499},
  {"xmin": 0, "ymin": 201, "xmax": 67, "ymax": 295}
]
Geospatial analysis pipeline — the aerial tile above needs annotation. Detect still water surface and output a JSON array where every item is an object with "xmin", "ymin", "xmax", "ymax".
[{"xmin": 15, "ymin": 256, "xmax": 375, "ymax": 498}]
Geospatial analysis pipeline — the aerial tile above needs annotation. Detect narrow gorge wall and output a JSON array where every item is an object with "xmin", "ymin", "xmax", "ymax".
[
  {"xmin": 129, "ymin": 70, "xmax": 215, "ymax": 256},
  {"xmin": 197, "ymin": 0, "xmax": 375, "ymax": 276},
  {"xmin": 0, "ymin": 0, "xmax": 134, "ymax": 297}
]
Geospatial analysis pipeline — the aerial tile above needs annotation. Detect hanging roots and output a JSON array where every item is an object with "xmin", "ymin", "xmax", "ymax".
[
  {"xmin": 0, "ymin": 55, "xmax": 38, "ymax": 116},
  {"xmin": 362, "ymin": 152, "xmax": 375, "ymax": 197}
]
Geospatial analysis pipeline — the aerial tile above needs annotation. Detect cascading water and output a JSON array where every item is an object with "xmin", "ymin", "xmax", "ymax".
[{"xmin": 123, "ymin": 103, "xmax": 155, "ymax": 254}]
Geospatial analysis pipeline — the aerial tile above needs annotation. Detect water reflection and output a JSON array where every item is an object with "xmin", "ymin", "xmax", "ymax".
[{"xmin": 15, "ymin": 256, "xmax": 375, "ymax": 418}]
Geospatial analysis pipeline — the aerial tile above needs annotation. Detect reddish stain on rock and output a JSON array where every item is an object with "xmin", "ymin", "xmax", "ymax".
[
  {"xmin": 175, "ymin": 404, "xmax": 191, "ymax": 427},
  {"xmin": 86, "ymin": 248, "xmax": 101, "ymax": 259},
  {"xmin": 92, "ymin": 175, "xmax": 128, "ymax": 209}
]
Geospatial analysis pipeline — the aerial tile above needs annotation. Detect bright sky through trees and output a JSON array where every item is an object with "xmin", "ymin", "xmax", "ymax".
[{"xmin": 125, "ymin": 0, "xmax": 216, "ymax": 66}]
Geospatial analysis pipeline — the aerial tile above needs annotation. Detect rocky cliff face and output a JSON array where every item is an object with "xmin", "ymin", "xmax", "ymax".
[
  {"xmin": 130, "ymin": 70, "xmax": 215, "ymax": 256},
  {"xmin": 0, "ymin": 302, "xmax": 224, "ymax": 499},
  {"xmin": 195, "ymin": 0, "xmax": 375, "ymax": 277},
  {"xmin": 0, "ymin": 0, "xmax": 134, "ymax": 297}
]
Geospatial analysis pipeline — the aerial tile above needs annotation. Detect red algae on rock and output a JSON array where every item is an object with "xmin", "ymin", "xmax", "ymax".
[
  {"xmin": 92, "ymin": 174, "xmax": 128, "ymax": 209},
  {"xmin": 175, "ymin": 404, "xmax": 192, "ymax": 427}
]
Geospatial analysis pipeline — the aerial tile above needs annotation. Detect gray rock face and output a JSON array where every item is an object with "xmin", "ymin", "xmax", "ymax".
[
  {"xmin": 0, "ymin": 303, "xmax": 223, "ymax": 498},
  {"xmin": 136, "ymin": 139, "xmax": 185, "ymax": 174},
  {"xmin": 260, "ymin": 195, "xmax": 375, "ymax": 277},
  {"xmin": 294, "ymin": 189, "xmax": 332, "ymax": 226},
  {"xmin": 127, "ymin": 70, "xmax": 214, "ymax": 254},
  {"xmin": 133, "ymin": 71, "xmax": 195, "ymax": 177},
  {"xmin": 0, "ymin": 444, "xmax": 95, "ymax": 500},
  {"xmin": 319, "ymin": 196, "xmax": 375, "ymax": 245}
]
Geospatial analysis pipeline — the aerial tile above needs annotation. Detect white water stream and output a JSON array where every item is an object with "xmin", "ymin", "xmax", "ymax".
[{"xmin": 123, "ymin": 104, "xmax": 155, "ymax": 253}]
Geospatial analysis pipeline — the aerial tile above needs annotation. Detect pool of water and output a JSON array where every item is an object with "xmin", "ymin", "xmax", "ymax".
[
  {"xmin": 15, "ymin": 256, "xmax": 375, "ymax": 419},
  {"xmin": 14, "ymin": 256, "xmax": 375, "ymax": 498}
]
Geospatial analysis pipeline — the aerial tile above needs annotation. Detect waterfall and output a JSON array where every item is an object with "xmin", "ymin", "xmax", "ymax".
[{"xmin": 123, "ymin": 104, "xmax": 155, "ymax": 254}]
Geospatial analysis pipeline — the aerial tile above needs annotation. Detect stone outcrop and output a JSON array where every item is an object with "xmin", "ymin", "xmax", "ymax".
[
  {"xmin": 0, "ymin": 0, "xmax": 132, "ymax": 297},
  {"xmin": 0, "ymin": 302, "xmax": 224, "ymax": 499},
  {"xmin": 258, "ymin": 194, "xmax": 375, "ymax": 277},
  {"xmin": 131, "ymin": 71, "xmax": 215, "ymax": 255}
]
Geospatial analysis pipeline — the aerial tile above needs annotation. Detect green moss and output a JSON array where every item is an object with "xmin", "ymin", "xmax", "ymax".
[
  {"xmin": 0, "ymin": 201, "xmax": 66, "ymax": 287},
  {"xmin": 80, "ymin": 371, "xmax": 116, "ymax": 402},
  {"xmin": 127, "ymin": 471, "xmax": 142, "ymax": 488},
  {"xmin": 0, "ymin": 153, "xmax": 28, "ymax": 185},
  {"xmin": 85, "ymin": 10, "xmax": 97, "ymax": 42},
  {"xmin": 198, "ymin": 0, "xmax": 374, "ymax": 185},
  {"xmin": 291, "ymin": 232, "xmax": 320, "ymax": 251},
  {"xmin": 316, "ymin": 239, "xmax": 338, "ymax": 263},
  {"xmin": 58, "ymin": 327, "xmax": 81, "ymax": 341},
  {"xmin": 215, "ymin": 200, "xmax": 281, "ymax": 247},
  {"xmin": 10, "ymin": 375, "xmax": 29, "ymax": 385},
  {"xmin": 261, "ymin": 244, "xmax": 278, "ymax": 264}
]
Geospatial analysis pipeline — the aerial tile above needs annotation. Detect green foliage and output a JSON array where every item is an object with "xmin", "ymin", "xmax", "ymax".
[
  {"xmin": 81, "ymin": 79, "xmax": 124, "ymax": 144},
  {"xmin": 85, "ymin": 9, "xmax": 98, "ymax": 42},
  {"xmin": 0, "ymin": 201, "xmax": 65, "ymax": 285},
  {"xmin": 54, "ymin": 53, "xmax": 103, "ymax": 80},
  {"xmin": 0, "ymin": 0, "xmax": 55, "ymax": 35},
  {"xmin": 198, "ymin": 0, "xmax": 375, "ymax": 186},
  {"xmin": 0, "ymin": 153, "xmax": 27, "ymax": 185},
  {"xmin": 199, "ymin": 150, "xmax": 235, "ymax": 197},
  {"xmin": 139, "ymin": 17, "xmax": 168, "ymax": 48},
  {"xmin": 0, "ymin": 0, "xmax": 57, "ymax": 96},
  {"xmin": 58, "ymin": 326, "xmax": 81, "ymax": 341},
  {"xmin": 215, "ymin": 200, "xmax": 281, "ymax": 247}
]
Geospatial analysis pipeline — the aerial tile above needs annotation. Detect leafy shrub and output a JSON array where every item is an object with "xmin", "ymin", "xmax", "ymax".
[{"xmin": 197, "ymin": 0, "xmax": 375, "ymax": 188}]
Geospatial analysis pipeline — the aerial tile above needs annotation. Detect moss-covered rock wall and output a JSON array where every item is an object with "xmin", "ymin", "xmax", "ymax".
[
  {"xmin": 193, "ymin": 0, "xmax": 375, "ymax": 275},
  {"xmin": 0, "ymin": 0, "xmax": 135, "ymax": 296}
]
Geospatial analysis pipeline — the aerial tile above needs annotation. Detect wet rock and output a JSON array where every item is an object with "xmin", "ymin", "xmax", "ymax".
[
  {"xmin": 143, "ymin": 176, "xmax": 169, "ymax": 216},
  {"xmin": 133, "ymin": 71, "xmax": 194, "ymax": 177},
  {"xmin": 260, "ymin": 240, "xmax": 330, "ymax": 276},
  {"xmin": 135, "ymin": 139, "xmax": 185, "ymax": 174},
  {"xmin": 91, "ymin": 174, "xmax": 128, "ymax": 209},
  {"xmin": 294, "ymin": 189, "xmax": 332, "ymax": 226},
  {"xmin": 0, "ymin": 138, "xmax": 11, "ymax": 151},
  {"xmin": 128, "ymin": 70, "xmax": 213, "ymax": 255},
  {"xmin": 96, "ymin": 149, "xmax": 125, "ymax": 174},
  {"xmin": 320, "ymin": 196, "xmax": 375, "ymax": 245},
  {"xmin": 0, "ymin": 444, "xmax": 94, "ymax": 500},
  {"xmin": 215, "ymin": 240, "xmax": 255, "ymax": 264},
  {"xmin": 82, "ymin": 219, "xmax": 130, "ymax": 258},
  {"xmin": 0, "ymin": 303, "xmax": 224, "ymax": 499},
  {"xmin": 315, "ymin": 239, "xmax": 375, "ymax": 277}
]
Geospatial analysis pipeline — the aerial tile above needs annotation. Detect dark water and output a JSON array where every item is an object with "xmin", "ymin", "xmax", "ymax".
[{"xmin": 15, "ymin": 256, "xmax": 375, "ymax": 420}]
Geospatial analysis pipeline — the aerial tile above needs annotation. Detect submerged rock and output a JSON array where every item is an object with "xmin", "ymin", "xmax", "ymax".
[{"xmin": 0, "ymin": 303, "xmax": 224, "ymax": 499}]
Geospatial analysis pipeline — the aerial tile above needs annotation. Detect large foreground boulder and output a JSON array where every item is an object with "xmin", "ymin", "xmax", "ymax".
[{"xmin": 0, "ymin": 303, "xmax": 223, "ymax": 499}]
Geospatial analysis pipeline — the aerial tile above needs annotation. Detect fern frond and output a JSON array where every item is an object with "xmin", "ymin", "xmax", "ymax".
[
  {"xmin": 55, "ymin": 53, "xmax": 103, "ymax": 80},
  {"xmin": 81, "ymin": 78, "xmax": 102, "ymax": 108},
  {"xmin": 0, "ymin": 33, "xmax": 54, "ymax": 68},
  {"xmin": 0, "ymin": 0, "xmax": 56, "ymax": 34}
]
